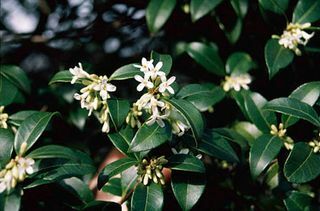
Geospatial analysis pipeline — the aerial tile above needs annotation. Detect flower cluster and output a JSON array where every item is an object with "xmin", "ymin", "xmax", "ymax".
[
  {"xmin": 0, "ymin": 155, "xmax": 35, "ymax": 193},
  {"xmin": 309, "ymin": 133, "xmax": 320, "ymax": 153},
  {"xmin": 0, "ymin": 106, "xmax": 9, "ymax": 129},
  {"xmin": 137, "ymin": 156, "xmax": 168, "ymax": 186},
  {"xmin": 270, "ymin": 123, "xmax": 286, "ymax": 138},
  {"xmin": 277, "ymin": 22, "xmax": 314, "ymax": 56},
  {"xmin": 222, "ymin": 73, "xmax": 252, "ymax": 92},
  {"xmin": 69, "ymin": 63, "xmax": 116, "ymax": 133}
]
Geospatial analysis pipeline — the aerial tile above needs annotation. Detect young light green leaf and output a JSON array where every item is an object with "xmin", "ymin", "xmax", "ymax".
[
  {"xmin": 186, "ymin": 42, "xmax": 225, "ymax": 76},
  {"xmin": 0, "ymin": 129, "xmax": 14, "ymax": 168},
  {"xmin": 1, "ymin": 65, "xmax": 31, "ymax": 93},
  {"xmin": 264, "ymin": 39, "xmax": 294, "ymax": 79},
  {"xmin": 225, "ymin": 52, "xmax": 256, "ymax": 75},
  {"xmin": 249, "ymin": 134, "xmax": 283, "ymax": 178},
  {"xmin": 131, "ymin": 183, "xmax": 164, "ymax": 211},
  {"xmin": 151, "ymin": 51, "xmax": 172, "ymax": 75},
  {"xmin": 107, "ymin": 99, "xmax": 130, "ymax": 130},
  {"xmin": 258, "ymin": 0, "xmax": 289, "ymax": 14},
  {"xmin": 165, "ymin": 98, "xmax": 204, "ymax": 145},
  {"xmin": 292, "ymin": 0, "xmax": 320, "ymax": 24},
  {"xmin": 49, "ymin": 71, "xmax": 73, "ymax": 85},
  {"xmin": 171, "ymin": 171, "xmax": 206, "ymax": 211},
  {"xmin": 0, "ymin": 75, "xmax": 19, "ymax": 106},
  {"xmin": 190, "ymin": 0, "xmax": 223, "ymax": 22},
  {"xmin": 167, "ymin": 154, "xmax": 205, "ymax": 173},
  {"xmin": 264, "ymin": 97, "xmax": 320, "ymax": 127},
  {"xmin": 98, "ymin": 157, "xmax": 137, "ymax": 189},
  {"xmin": 129, "ymin": 123, "xmax": 171, "ymax": 152},
  {"xmin": 284, "ymin": 191, "xmax": 313, "ymax": 211},
  {"xmin": 284, "ymin": 142, "xmax": 320, "ymax": 183},
  {"xmin": 14, "ymin": 112, "xmax": 59, "ymax": 155},
  {"xmin": 146, "ymin": 0, "xmax": 177, "ymax": 33},
  {"xmin": 282, "ymin": 81, "xmax": 320, "ymax": 127},
  {"xmin": 109, "ymin": 64, "xmax": 142, "ymax": 81}
]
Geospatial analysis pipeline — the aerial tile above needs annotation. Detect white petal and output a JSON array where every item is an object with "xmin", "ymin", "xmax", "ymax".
[
  {"xmin": 137, "ymin": 83, "xmax": 145, "ymax": 91},
  {"xmin": 167, "ymin": 86, "xmax": 175, "ymax": 94},
  {"xmin": 26, "ymin": 167, "xmax": 34, "ymax": 175},
  {"xmin": 106, "ymin": 83, "xmax": 117, "ymax": 92},
  {"xmin": 147, "ymin": 81, "xmax": 154, "ymax": 89},
  {"xmin": 134, "ymin": 75, "xmax": 143, "ymax": 82},
  {"xmin": 158, "ymin": 85, "xmax": 165, "ymax": 93},
  {"xmin": 142, "ymin": 57, "xmax": 147, "ymax": 65},
  {"xmin": 71, "ymin": 77, "xmax": 77, "ymax": 84},
  {"xmin": 133, "ymin": 64, "xmax": 142, "ymax": 68},
  {"xmin": 167, "ymin": 76, "xmax": 176, "ymax": 85},
  {"xmin": 155, "ymin": 62, "xmax": 163, "ymax": 70}
]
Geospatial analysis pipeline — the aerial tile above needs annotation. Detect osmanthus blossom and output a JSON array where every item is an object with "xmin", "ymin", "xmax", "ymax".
[
  {"xmin": 276, "ymin": 22, "xmax": 314, "ymax": 56},
  {"xmin": 137, "ymin": 156, "xmax": 168, "ymax": 186},
  {"xmin": 309, "ymin": 133, "xmax": 320, "ymax": 154},
  {"xmin": 134, "ymin": 75, "xmax": 154, "ymax": 91},
  {"xmin": 159, "ymin": 76, "xmax": 176, "ymax": 94},
  {"xmin": 222, "ymin": 73, "xmax": 252, "ymax": 92},
  {"xmin": 0, "ymin": 106, "xmax": 9, "ymax": 129},
  {"xmin": 133, "ymin": 57, "xmax": 154, "ymax": 73},
  {"xmin": 69, "ymin": 63, "xmax": 116, "ymax": 133}
]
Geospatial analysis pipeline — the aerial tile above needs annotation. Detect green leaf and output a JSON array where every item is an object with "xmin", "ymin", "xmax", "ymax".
[
  {"xmin": 1, "ymin": 65, "xmax": 31, "ymax": 93},
  {"xmin": 2, "ymin": 190, "xmax": 21, "ymax": 211},
  {"xmin": 0, "ymin": 129, "xmax": 14, "ymax": 168},
  {"xmin": 151, "ymin": 51, "xmax": 172, "ymax": 75},
  {"xmin": 265, "ymin": 161, "xmax": 280, "ymax": 189},
  {"xmin": 82, "ymin": 201, "xmax": 121, "ymax": 211},
  {"xmin": 233, "ymin": 121, "xmax": 262, "ymax": 147},
  {"xmin": 109, "ymin": 64, "xmax": 142, "ymax": 81},
  {"xmin": 225, "ymin": 52, "xmax": 256, "ymax": 75},
  {"xmin": 282, "ymin": 81, "xmax": 320, "ymax": 127},
  {"xmin": 258, "ymin": 0, "xmax": 289, "ymax": 14},
  {"xmin": 190, "ymin": 0, "xmax": 223, "ymax": 22},
  {"xmin": 129, "ymin": 123, "xmax": 172, "ymax": 152},
  {"xmin": 230, "ymin": 0, "xmax": 249, "ymax": 18},
  {"xmin": 167, "ymin": 154, "xmax": 205, "ymax": 173},
  {"xmin": 107, "ymin": 99, "xmax": 130, "ymax": 130},
  {"xmin": 186, "ymin": 42, "xmax": 225, "ymax": 76},
  {"xmin": 101, "ymin": 178, "xmax": 122, "ymax": 196},
  {"xmin": 198, "ymin": 129, "xmax": 239, "ymax": 163},
  {"xmin": 98, "ymin": 157, "xmax": 137, "ymax": 189},
  {"xmin": 230, "ymin": 90, "xmax": 250, "ymax": 120},
  {"xmin": 131, "ymin": 183, "xmax": 164, "ymax": 211},
  {"xmin": 213, "ymin": 128, "xmax": 248, "ymax": 151},
  {"xmin": 69, "ymin": 107, "xmax": 88, "ymax": 130},
  {"xmin": 165, "ymin": 98, "xmax": 204, "ymax": 145},
  {"xmin": 8, "ymin": 110, "xmax": 38, "ymax": 127},
  {"xmin": 14, "ymin": 112, "xmax": 58, "ymax": 155},
  {"xmin": 264, "ymin": 97, "xmax": 320, "ymax": 127},
  {"xmin": 249, "ymin": 134, "xmax": 283, "ymax": 178},
  {"xmin": 121, "ymin": 166, "xmax": 138, "ymax": 198},
  {"xmin": 146, "ymin": 0, "xmax": 177, "ymax": 33},
  {"xmin": 0, "ymin": 75, "xmax": 18, "ymax": 106},
  {"xmin": 284, "ymin": 191, "xmax": 312, "ymax": 211},
  {"xmin": 177, "ymin": 84, "xmax": 225, "ymax": 111},
  {"xmin": 171, "ymin": 171, "xmax": 206, "ymax": 211},
  {"xmin": 264, "ymin": 39, "xmax": 294, "ymax": 79},
  {"xmin": 49, "ymin": 71, "xmax": 73, "ymax": 85},
  {"xmin": 292, "ymin": 0, "xmax": 320, "ymax": 24},
  {"xmin": 108, "ymin": 126, "xmax": 134, "ymax": 157},
  {"xmin": 284, "ymin": 142, "xmax": 320, "ymax": 183}
]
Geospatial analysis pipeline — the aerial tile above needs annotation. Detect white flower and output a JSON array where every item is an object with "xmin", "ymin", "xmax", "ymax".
[
  {"xmin": 134, "ymin": 75, "xmax": 154, "ymax": 91},
  {"xmin": 0, "ymin": 106, "xmax": 9, "ymax": 129},
  {"xmin": 98, "ymin": 105, "xmax": 110, "ymax": 133},
  {"xmin": 0, "ymin": 171, "xmax": 12, "ymax": 193},
  {"xmin": 135, "ymin": 93, "xmax": 153, "ymax": 110},
  {"xmin": 69, "ymin": 63, "xmax": 90, "ymax": 84},
  {"xmin": 223, "ymin": 74, "xmax": 251, "ymax": 92},
  {"xmin": 146, "ymin": 107, "xmax": 169, "ymax": 127},
  {"xmin": 17, "ymin": 157, "xmax": 35, "ymax": 175},
  {"xmin": 278, "ymin": 22, "xmax": 314, "ymax": 56},
  {"xmin": 159, "ymin": 76, "xmax": 176, "ymax": 94},
  {"xmin": 146, "ymin": 61, "xmax": 165, "ymax": 80},
  {"xmin": 92, "ymin": 76, "xmax": 117, "ymax": 100},
  {"xmin": 146, "ymin": 96, "xmax": 166, "ymax": 110},
  {"xmin": 133, "ymin": 57, "xmax": 154, "ymax": 73},
  {"xmin": 171, "ymin": 120, "xmax": 189, "ymax": 136}
]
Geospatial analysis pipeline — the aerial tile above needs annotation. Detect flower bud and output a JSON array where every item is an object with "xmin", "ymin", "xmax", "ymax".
[
  {"xmin": 19, "ymin": 142, "xmax": 28, "ymax": 156},
  {"xmin": 143, "ymin": 174, "xmax": 149, "ymax": 186}
]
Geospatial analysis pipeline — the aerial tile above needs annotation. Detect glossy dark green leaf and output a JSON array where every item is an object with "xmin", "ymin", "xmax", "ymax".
[
  {"xmin": 177, "ymin": 84, "xmax": 225, "ymax": 111},
  {"xmin": 1, "ymin": 65, "xmax": 31, "ymax": 93},
  {"xmin": 107, "ymin": 99, "xmax": 130, "ymax": 130},
  {"xmin": 264, "ymin": 39, "xmax": 294, "ymax": 79},
  {"xmin": 171, "ymin": 171, "xmax": 206, "ymax": 211},
  {"xmin": 0, "ymin": 129, "xmax": 14, "ymax": 168},
  {"xmin": 282, "ymin": 81, "xmax": 320, "ymax": 127},
  {"xmin": 233, "ymin": 121, "xmax": 262, "ymax": 146},
  {"xmin": 284, "ymin": 142, "xmax": 320, "ymax": 183},
  {"xmin": 213, "ymin": 128, "xmax": 248, "ymax": 151},
  {"xmin": 292, "ymin": 0, "xmax": 320, "ymax": 24},
  {"xmin": 225, "ymin": 52, "xmax": 256, "ymax": 75},
  {"xmin": 167, "ymin": 154, "xmax": 205, "ymax": 173},
  {"xmin": 284, "ymin": 191, "xmax": 312, "ymax": 211},
  {"xmin": 265, "ymin": 161, "xmax": 279, "ymax": 189},
  {"xmin": 98, "ymin": 157, "xmax": 137, "ymax": 189},
  {"xmin": 146, "ymin": 0, "xmax": 177, "ymax": 33},
  {"xmin": 82, "ymin": 201, "xmax": 121, "ymax": 211},
  {"xmin": 230, "ymin": 90, "xmax": 250, "ymax": 120},
  {"xmin": 14, "ymin": 112, "xmax": 58, "ymax": 155},
  {"xmin": 129, "ymin": 123, "xmax": 171, "ymax": 152},
  {"xmin": 186, "ymin": 42, "xmax": 225, "ymax": 76},
  {"xmin": 165, "ymin": 98, "xmax": 204, "ymax": 144},
  {"xmin": 131, "ymin": 183, "xmax": 164, "ymax": 211},
  {"xmin": 0, "ymin": 75, "xmax": 18, "ymax": 106},
  {"xmin": 150, "ymin": 51, "xmax": 172, "ymax": 75},
  {"xmin": 49, "ymin": 71, "xmax": 73, "ymax": 84},
  {"xmin": 2, "ymin": 190, "xmax": 21, "ymax": 211},
  {"xmin": 264, "ymin": 97, "xmax": 320, "ymax": 127},
  {"xmin": 101, "ymin": 178, "xmax": 122, "ymax": 196},
  {"xmin": 258, "ymin": 0, "xmax": 289, "ymax": 14},
  {"xmin": 108, "ymin": 126, "xmax": 134, "ymax": 156},
  {"xmin": 8, "ymin": 110, "xmax": 38, "ymax": 127},
  {"xmin": 190, "ymin": 0, "xmax": 223, "ymax": 22},
  {"xmin": 249, "ymin": 134, "xmax": 283, "ymax": 178},
  {"xmin": 69, "ymin": 107, "xmax": 88, "ymax": 130},
  {"xmin": 121, "ymin": 166, "xmax": 138, "ymax": 198},
  {"xmin": 198, "ymin": 130, "xmax": 239, "ymax": 163},
  {"xmin": 230, "ymin": 0, "xmax": 249, "ymax": 17},
  {"xmin": 109, "ymin": 64, "xmax": 142, "ymax": 81}
]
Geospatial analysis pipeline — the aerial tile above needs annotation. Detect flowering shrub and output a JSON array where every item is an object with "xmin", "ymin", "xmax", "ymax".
[{"xmin": 0, "ymin": 0, "xmax": 319, "ymax": 210}]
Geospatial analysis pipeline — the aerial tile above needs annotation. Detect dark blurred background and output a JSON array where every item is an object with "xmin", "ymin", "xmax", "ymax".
[{"xmin": 0, "ymin": 0, "xmax": 319, "ymax": 210}]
